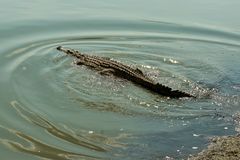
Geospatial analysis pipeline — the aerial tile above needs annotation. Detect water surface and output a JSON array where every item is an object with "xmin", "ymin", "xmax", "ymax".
[{"xmin": 0, "ymin": 1, "xmax": 240, "ymax": 159}]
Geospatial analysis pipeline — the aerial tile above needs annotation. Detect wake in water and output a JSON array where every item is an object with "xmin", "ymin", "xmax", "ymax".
[{"xmin": 0, "ymin": 19, "xmax": 239, "ymax": 159}]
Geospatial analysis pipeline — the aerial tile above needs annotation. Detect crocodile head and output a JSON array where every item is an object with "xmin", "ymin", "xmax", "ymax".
[{"xmin": 57, "ymin": 46, "xmax": 85, "ymax": 59}]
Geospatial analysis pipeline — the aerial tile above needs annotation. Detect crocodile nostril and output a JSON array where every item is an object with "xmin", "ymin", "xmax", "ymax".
[{"xmin": 56, "ymin": 46, "xmax": 62, "ymax": 50}]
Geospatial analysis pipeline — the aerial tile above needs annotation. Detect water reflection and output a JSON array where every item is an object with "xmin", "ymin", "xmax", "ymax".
[
  {"xmin": 1, "ymin": 101, "xmax": 128, "ymax": 159},
  {"xmin": 4, "ymin": 131, "xmax": 101, "ymax": 160}
]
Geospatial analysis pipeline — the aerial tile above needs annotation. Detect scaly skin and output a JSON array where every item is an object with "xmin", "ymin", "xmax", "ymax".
[{"xmin": 57, "ymin": 46, "xmax": 194, "ymax": 98}]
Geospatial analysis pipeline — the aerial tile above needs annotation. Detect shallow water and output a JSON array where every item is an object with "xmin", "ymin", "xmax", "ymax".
[{"xmin": 0, "ymin": 1, "xmax": 240, "ymax": 159}]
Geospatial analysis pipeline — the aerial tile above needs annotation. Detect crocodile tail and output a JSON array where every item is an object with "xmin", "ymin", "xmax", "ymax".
[{"xmin": 155, "ymin": 83, "xmax": 194, "ymax": 98}]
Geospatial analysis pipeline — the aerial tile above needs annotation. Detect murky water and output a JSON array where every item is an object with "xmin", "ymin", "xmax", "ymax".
[{"xmin": 0, "ymin": 1, "xmax": 240, "ymax": 159}]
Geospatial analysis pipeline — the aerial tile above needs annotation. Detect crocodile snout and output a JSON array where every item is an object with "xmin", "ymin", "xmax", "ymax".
[{"xmin": 56, "ymin": 46, "xmax": 62, "ymax": 51}]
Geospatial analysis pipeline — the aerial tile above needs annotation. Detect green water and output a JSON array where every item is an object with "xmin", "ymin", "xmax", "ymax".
[{"xmin": 0, "ymin": 1, "xmax": 240, "ymax": 159}]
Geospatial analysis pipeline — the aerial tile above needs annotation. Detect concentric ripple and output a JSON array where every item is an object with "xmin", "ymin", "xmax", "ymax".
[{"xmin": 0, "ymin": 20, "xmax": 240, "ymax": 159}]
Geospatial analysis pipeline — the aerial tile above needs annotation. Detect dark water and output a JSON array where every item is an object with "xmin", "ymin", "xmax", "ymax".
[{"xmin": 0, "ymin": 1, "xmax": 240, "ymax": 159}]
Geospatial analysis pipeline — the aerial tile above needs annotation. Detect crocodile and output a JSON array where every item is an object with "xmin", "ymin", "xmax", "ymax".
[{"xmin": 57, "ymin": 46, "xmax": 194, "ymax": 98}]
